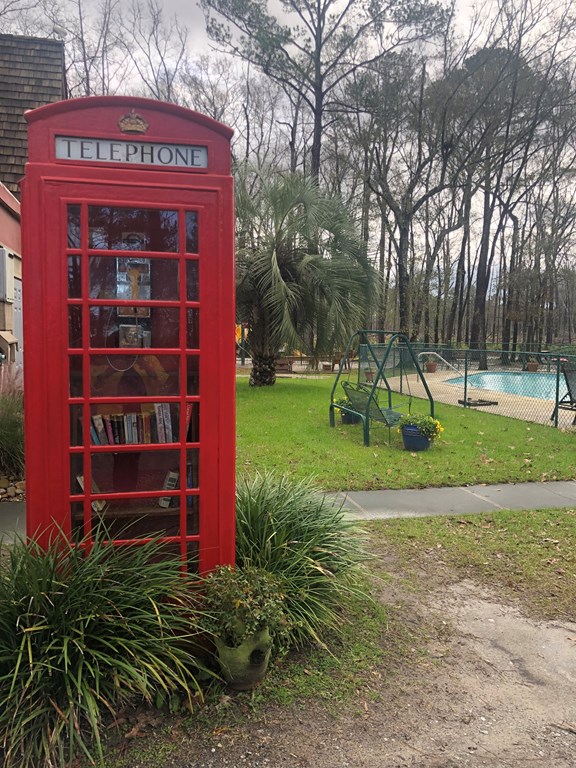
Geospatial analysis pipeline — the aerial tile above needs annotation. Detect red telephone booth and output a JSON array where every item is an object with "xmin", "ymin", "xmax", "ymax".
[{"xmin": 22, "ymin": 97, "xmax": 235, "ymax": 572}]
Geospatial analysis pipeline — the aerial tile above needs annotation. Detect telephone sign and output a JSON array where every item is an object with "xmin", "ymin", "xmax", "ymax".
[{"xmin": 55, "ymin": 136, "xmax": 208, "ymax": 167}]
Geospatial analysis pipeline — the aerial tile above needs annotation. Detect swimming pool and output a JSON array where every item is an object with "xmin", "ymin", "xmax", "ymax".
[{"xmin": 446, "ymin": 371, "xmax": 568, "ymax": 400}]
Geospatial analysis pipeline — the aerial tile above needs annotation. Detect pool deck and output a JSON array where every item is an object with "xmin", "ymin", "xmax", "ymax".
[{"xmin": 387, "ymin": 370, "xmax": 576, "ymax": 429}]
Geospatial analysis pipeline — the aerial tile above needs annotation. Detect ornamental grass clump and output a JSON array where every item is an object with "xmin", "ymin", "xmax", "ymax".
[
  {"xmin": 0, "ymin": 365, "xmax": 24, "ymax": 477},
  {"xmin": 0, "ymin": 529, "xmax": 206, "ymax": 768},
  {"xmin": 235, "ymin": 472, "xmax": 370, "ymax": 649}
]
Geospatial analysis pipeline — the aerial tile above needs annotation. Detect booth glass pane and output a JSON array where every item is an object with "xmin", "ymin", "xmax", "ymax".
[
  {"xmin": 68, "ymin": 256, "xmax": 81, "ymax": 297},
  {"xmin": 149, "ymin": 260, "xmax": 180, "ymax": 301},
  {"xmin": 90, "ymin": 355, "xmax": 179, "ymax": 396},
  {"xmin": 67, "ymin": 204, "xmax": 81, "ymax": 248},
  {"xmin": 185, "ymin": 211, "xmax": 198, "ymax": 253},
  {"xmin": 186, "ymin": 448, "xmax": 199, "ymax": 490},
  {"xmin": 90, "ymin": 403, "xmax": 180, "ymax": 445},
  {"xmin": 70, "ymin": 503, "xmax": 84, "ymax": 539},
  {"xmin": 186, "ymin": 260, "xmax": 199, "ymax": 301},
  {"xmin": 91, "ymin": 505, "xmax": 181, "ymax": 540},
  {"xmin": 69, "ymin": 355, "xmax": 83, "ymax": 397},
  {"xmin": 91, "ymin": 449, "xmax": 180, "ymax": 494},
  {"xmin": 186, "ymin": 309, "xmax": 199, "ymax": 349},
  {"xmin": 186, "ymin": 495, "xmax": 199, "ymax": 535},
  {"xmin": 88, "ymin": 206, "xmax": 178, "ymax": 252},
  {"xmin": 69, "ymin": 405, "xmax": 83, "ymax": 446},
  {"xmin": 186, "ymin": 402, "xmax": 199, "ymax": 442},
  {"xmin": 69, "ymin": 453, "xmax": 84, "ymax": 495},
  {"xmin": 187, "ymin": 356, "xmax": 199, "ymax": 395},
  {"xmin": 148, "ymin": 543, "xmax": 187, "ymax": 564},
  {"xmin": 68, "ymin": 306, "xmax": 82, "ymax": 348},
  {"xmin": 89, "ymin": 306, "xmax": 179, "ymax": 348},
  {"xmin": 187, "ymin": 542, "xmax": 199, "ymax": 572},
  {"xmin": 88, "ymin": 257, "xmax": 179, "ymax": 302}
]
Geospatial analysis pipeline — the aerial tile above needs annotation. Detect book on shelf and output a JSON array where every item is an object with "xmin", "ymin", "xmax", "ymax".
[
  {"xmin": 162, "ymin": 402, "xmax": 173, "ymax": 442},
  {"xmin": 134, "ymin": 413, "xmax": 141, "ymax": 444},
  {"xmin": 123, "ymin": 413, "xmax": 132, "ymax": 444},
  {"xmin": 154, "ymin": 403, "xmax": 166, "ymax": 442},
  {"xmin": 76, "ymin": 474, "xmax": 108, "ymax": 513},
  {"xmin": 91, "ymin": 414, "xmax": 109, "ymax": 445},
  {"xmin": 142, "ymin": 412, "xmax": 151, "ymax": 443},
  {"xmin": 90, "ymin": 423, "xmax": 100, "ymax": 445},
  {"xmin": 110, "ymin": 414, "xmax": 123, "ymax": 444},
  {"xmin": 102, "ymin": 414, "xmax": 114, "ymax": 444},
  {"xmin": 133, "ymin": 413, "xmax": 139, "ymax": 443},
  {"xmin": 150, "ymin": 412, "xmax": 158, "ymax": 443},
  {"xmin": 129, "ymin": 412, "xmax": 138, "ymax": 443},
  {"xmin": 185, "ymin": 402, "xmax": 193, "ymax": 442},
  {"xmin": 159, "ymin": 469, "xmax": 179, "ymax": 508}
]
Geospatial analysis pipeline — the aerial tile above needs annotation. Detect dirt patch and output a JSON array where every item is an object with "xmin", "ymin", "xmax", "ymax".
[{"xmin": 126, "ymin": 551, "xmax": 576, "ymax": 768}]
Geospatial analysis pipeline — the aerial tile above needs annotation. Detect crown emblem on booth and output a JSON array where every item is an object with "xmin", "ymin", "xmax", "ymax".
[{"xmin": 118, "ymin": 110, "xmax": 149, "ymax": 134}]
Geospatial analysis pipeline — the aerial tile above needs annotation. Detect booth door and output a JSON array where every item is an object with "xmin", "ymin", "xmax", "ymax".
[{"xmin": 30, "ymin": 181, "xmax": 229, "ymax": 572}]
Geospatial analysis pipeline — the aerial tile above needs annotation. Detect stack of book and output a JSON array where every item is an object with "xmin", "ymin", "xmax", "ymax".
[{"xmin": 90, "ymin": 403, "xmax": 193, "ymax": 445}]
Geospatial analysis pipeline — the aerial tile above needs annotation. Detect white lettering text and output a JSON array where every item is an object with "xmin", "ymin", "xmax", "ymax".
[{"xmin": 55, "ymin": 136, "xmax": 208, "ymax": 168}]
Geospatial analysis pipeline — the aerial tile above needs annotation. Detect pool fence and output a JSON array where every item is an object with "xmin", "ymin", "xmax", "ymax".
[{"xmin": 362, "ymin": 346, "xmax": 576, "ymax": 430}]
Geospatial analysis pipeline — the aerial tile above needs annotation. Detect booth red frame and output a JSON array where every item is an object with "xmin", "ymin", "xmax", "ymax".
[{"xmin": 22, "ymin": 97, "xmax": 235, "ymax": 573}]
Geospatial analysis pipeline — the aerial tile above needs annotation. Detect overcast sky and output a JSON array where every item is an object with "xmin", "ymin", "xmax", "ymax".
[
  {"xmin": 158, "ymin": 0, "xmax": 478, "ymax": 59},
  {"xmin": 160, "ymin": 0, "xmax": 210, "ymax": 49}
]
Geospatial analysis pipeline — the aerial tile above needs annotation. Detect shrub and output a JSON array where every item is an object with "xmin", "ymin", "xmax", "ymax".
[
  {"xmin": 235, "ymin": 472, "xmax": 370, "ymax": 648},
  {"xmin": 397, "ymin": 413, "xmax": 444, "ymax": 440},
  {"xmin": 0, "ymin": 365, "xmax": 24, "ymax": 477},
  {"xmin": 200, "ymin": 564, "xmax": 291, "ymax": 654},
  {"xmin": 0, "ymin": 529, "xmax": 205, "ymax": 768},
  {"xmin": 333, "ymin": 395, "xmax": 353, "ymax": 412}
]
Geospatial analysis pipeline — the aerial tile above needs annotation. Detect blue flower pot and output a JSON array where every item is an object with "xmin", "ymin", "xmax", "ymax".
[
  {"xmin": 341, "ymin": 411, "xmax": 361, "ymax": 425},
  {"xmin": 401, "ymin": 425, "xmax": 431, "ymax": 451}
]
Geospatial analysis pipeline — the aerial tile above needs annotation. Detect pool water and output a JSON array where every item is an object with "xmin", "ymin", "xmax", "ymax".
[{"xmin": 446, "ymin": 371, "xmax": 567, "ymax": 400}]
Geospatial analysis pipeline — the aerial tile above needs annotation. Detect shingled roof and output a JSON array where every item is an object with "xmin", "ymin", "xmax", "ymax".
[{"xmin": 0, "ymin": 34, "xmax": 66, "ymax": 196}]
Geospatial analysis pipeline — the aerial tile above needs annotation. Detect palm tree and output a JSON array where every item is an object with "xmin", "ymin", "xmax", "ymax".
[{"xmin": 235, "ymin": 171, "xmax": 375, "ymax": 386}]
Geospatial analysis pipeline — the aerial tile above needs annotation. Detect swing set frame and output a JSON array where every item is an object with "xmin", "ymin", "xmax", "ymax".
[{"xmin": 329, "ymin": 330, "xmax": 435, "ymax": 446}]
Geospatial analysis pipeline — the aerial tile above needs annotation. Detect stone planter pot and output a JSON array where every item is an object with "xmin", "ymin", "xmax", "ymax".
[
  {"xmin": 425, "ymin": 361, "xmax": 437, "ymax": 373},
  {"xmin": 214, "ymin": 628, "xmax": 272, "ymax": 691},
  {"xmin": 364, "ymin": 370, "xmax": 374, "ymax": 383},
  {"xmin": 401, "ymin": 425, "xmax": 431, "ymax": 452},
  {"xmin": 526, "ymin": 362, "xmax": 539, "ymax": 372}
]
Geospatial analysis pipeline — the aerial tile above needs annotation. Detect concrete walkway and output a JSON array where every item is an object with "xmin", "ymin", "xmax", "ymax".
[
  {"xmin": 337, "ymin": 480, "xmax": 576, "ymax": 520},
  {"xmin": 2, "ymin": 482, "xmax": 576, "ymax": 541}
]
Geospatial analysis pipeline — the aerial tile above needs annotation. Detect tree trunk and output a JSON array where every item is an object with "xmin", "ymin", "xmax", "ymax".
[
  {"xmin": 470, "ymin": 155, "xmax": 493, "ymax": 368},
  {"xmin": 501, "ymin": 212, "xmax": 519, "ymax": 364},
  {"xmin": 397, "ymin": 221, "xmax": 411, "ymax": 336},
  {"xmin": 250, "ymin": 354, "xmax": 277, "ymax": 387},
  {"xmin": 445, "ymin": 181, "xmax": 472, "ymax": 343}
]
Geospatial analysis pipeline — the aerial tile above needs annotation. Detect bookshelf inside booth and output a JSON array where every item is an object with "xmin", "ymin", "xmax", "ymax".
[{"xmin": 68, "ymin": 203, "xmax": 202, "ymax": 567}]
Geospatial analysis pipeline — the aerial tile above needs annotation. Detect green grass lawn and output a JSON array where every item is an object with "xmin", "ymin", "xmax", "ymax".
[
  {"xmin": 372, "ymin": 507, "xmax": 576, "ymax": 620},
  {"xmin": 236, "ymin": 376, "xmax": 575, "ymax": 490}
]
